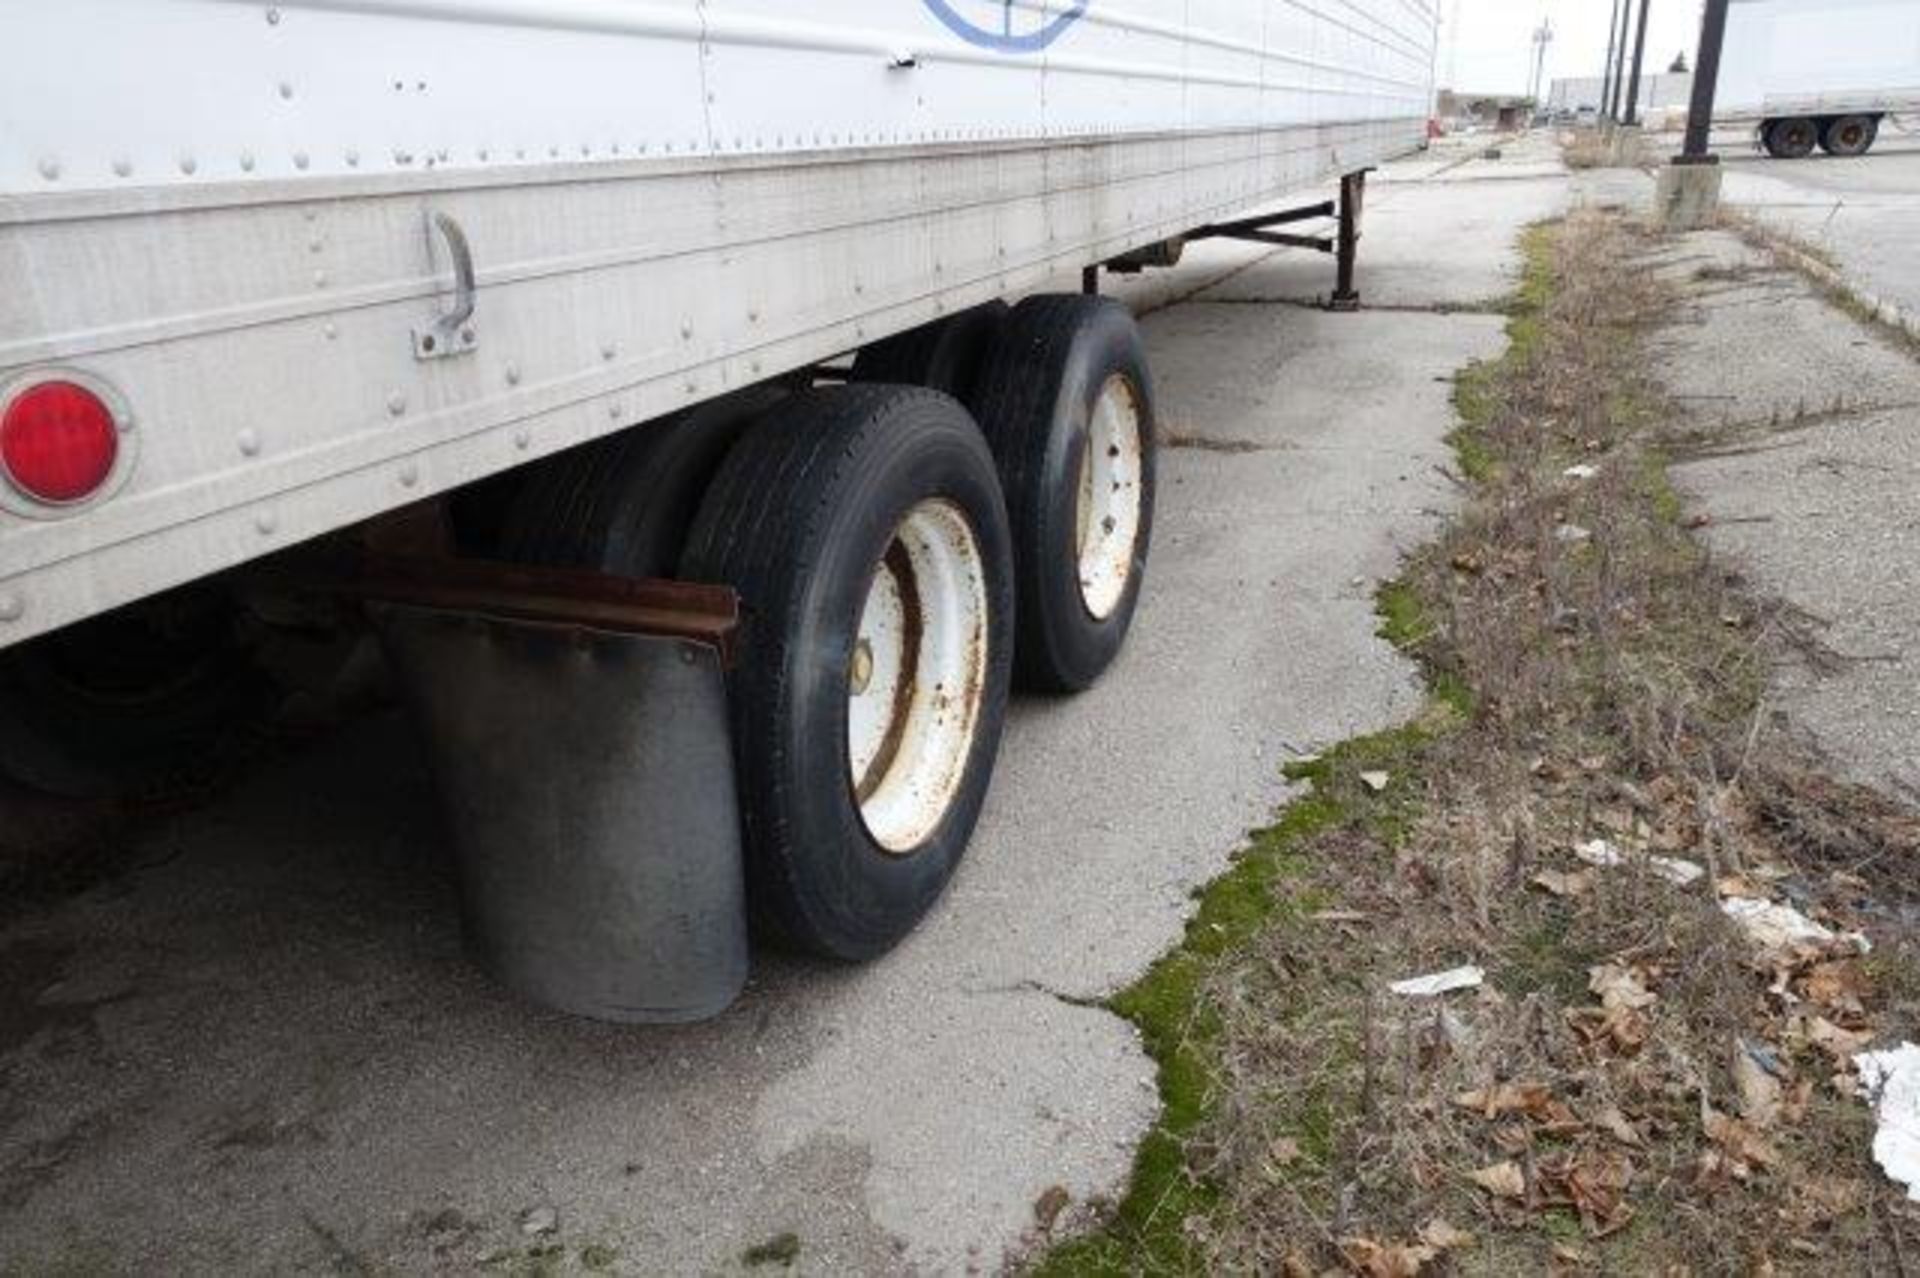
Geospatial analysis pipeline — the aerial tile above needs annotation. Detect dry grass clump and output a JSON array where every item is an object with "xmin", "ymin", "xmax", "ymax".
[
  {"xmin": 1560, "ymin": 132, "xmax": 1613, "ymax": 171},
  {"xmin": 1180, "ymin": 211, "xmax": 1920, "ymax": 1274}
]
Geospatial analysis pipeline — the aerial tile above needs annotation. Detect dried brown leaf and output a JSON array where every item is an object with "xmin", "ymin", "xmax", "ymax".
[
  {"xmin": 1589, "ymin": 963, "xmax": 1657, "ymax": 1011},
  {"xmin": 1540, "ymin": 1149, "xmax": 1635, "ymax": 1235},
  {"xmin": 1338, "ymin": 1237, "xmax": 1438, "ymax": 1277},
  {"xmin": 1417, "ymin": 1218, "xmax": 1475, "ymax": 1252},
  {"xmin": 1704, "ymin": 1108, "xmax": 1778, "ymax": 1176},
  {"xmin": 1795, "ymin": 1175, "xmax": 1866, "ymax": 1225},
  {"xmin": 1530, "ymin": 868, "xmax": 1594, "ymax": 898},
  {"xmin": 1801, "ymin": 960, "xmax": 1868, "ymax": 1014},
  {"xmin": 1566, "ymin": 1004, "xmax": 1650, "ymax": 1054},
  {"xmin": 1792, "ymin": 1013, "xmax": 1873, "ymax": 1066},
  {"xmin": 1591, "ymin": 1104, "xmax": 1645, "ymax": 1148},
  {"xmin": 1469, "ymin": 1160, "xmax": 1526, "ymax": 1199},
  {"xmin": 1453, "ymin": 1081, "xmax": 1554, "ymax": 1119}
]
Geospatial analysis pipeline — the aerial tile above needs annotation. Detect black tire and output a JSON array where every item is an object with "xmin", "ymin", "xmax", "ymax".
[
  {"xmin": 1820, "ymin": 115, "xmax": 1878, "ymax": 158},
  {"xmin": 968, "ymin": 295, "xmax": 1156, "ymax": 693},
  {"xmin": 1765, "ymin": 117, "xmax": 1818, "ymax": 160},
  {"xmin": 0, "ymin": 586, "xmax": 274, "ymax": 798},
  {"xmin": 498, "ymin": 384, "xmax": 789, "ymax": 575},
  {"xmin": 681, "ymin": 386, "xmax": 1014, "ymax": 960},
  {"xmin": 850, "ymin": 302, "xmax": 1009, "ymax": 401}
]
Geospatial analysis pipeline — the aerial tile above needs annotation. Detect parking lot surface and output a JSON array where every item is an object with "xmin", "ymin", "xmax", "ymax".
[{"xmin": 0, "ymin": 140, "xmax": 1553, "ymax": 1274}]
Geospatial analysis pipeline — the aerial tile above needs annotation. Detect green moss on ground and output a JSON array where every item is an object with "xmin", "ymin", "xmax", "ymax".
[{"xmin": 1032, "ymin": 707, "xmax": 1452, "ymax": 1276}]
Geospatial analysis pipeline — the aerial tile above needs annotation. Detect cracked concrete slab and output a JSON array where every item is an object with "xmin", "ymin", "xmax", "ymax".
[
  {"xmin": 0, "ymin": 140, "xmax": 1561, "ymax": 1275},
  {"xmin": 1717, "ymin": 138, "xmax": 1920, "ymax": 329},
  {"xmin": 1657, "ymin": 231, "xmax": 1920, "ymax": 802}
]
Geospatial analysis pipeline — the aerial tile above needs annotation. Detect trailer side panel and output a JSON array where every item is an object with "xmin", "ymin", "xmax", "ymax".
[{"xmin": 0, "ymin": 0, "xmax": 1437, "ymax": 646}]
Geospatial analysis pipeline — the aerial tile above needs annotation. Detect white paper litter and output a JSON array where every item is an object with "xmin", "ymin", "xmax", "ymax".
[
  {"xmin": 1554, "ymin": 523, "xmax": 1592, "ymax": 543},
  {"xmin": 1648, "ymin": 855, "xmax": 1705, "ymax": 886},
  {"xmin": 1574, "ymin": 837, "xmax": 1624, "ymax": 868},
  {"xmin": 1390, "ymin": 965, "xmax": 1485, "ymax": 997},
  {"xmin": 1719, "ymin": 897, "xmax": 1870, "ymax": 953},
  {"xmin": 1571, "ymin": 837, "xmax": 1703, "ymax": 886},
  {"xmin": 1359, "ymin": 770, "xmax": 1391, "ymax": 793},
  {"xmin": 1562, "ymin": 464, "xmax": 1599, "ymax": 480},
  {"xmin": 1856, "ymin": 1044, "xmax": 1920, "ymax": 1201}
]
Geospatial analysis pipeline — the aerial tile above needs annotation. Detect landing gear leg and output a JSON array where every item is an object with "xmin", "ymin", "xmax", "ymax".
[{"xmin": 1328, "ymin": 169, "xmax": 1367, "ymax": 312}]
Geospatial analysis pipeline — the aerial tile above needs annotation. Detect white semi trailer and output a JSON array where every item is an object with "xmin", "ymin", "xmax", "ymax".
[
  {"xmin": 0, "ymin": 0, "xmax": 1436, "ymax": 1019},
  {"xmin": 1721, "ymin": 0, "xmax": 1920, "ymax": 157}
]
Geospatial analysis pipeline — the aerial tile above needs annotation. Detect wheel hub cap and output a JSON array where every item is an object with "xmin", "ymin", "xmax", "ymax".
[
  {"xmin": 847, "ymin": 499, "xmax": 990, "ymax": 853},
  {"xmin": 1075, "ymin": 373, "xmax": 1145, "ymax": 620}
]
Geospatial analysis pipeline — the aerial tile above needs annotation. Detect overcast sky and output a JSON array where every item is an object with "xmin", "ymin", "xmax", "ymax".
[{"xmin": 1440, "ymin": 0, "xmax": 1707, "ymax": 95}]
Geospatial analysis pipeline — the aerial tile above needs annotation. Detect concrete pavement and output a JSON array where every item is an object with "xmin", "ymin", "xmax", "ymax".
[
  {"xmin": 1651, "ymin": 229, "xmax": 1920, "ymax": 802},
  {"xmin": 0, "ymin": 139, "xmax": 1555, "ymax": 1275},
  {"xmin": 1649, "ymin": 131, "xmax": 1920, "ymax": 331},
  {"xmin": 1596, "ymin": 128, "xmax": 1920, "ymax": 802}
]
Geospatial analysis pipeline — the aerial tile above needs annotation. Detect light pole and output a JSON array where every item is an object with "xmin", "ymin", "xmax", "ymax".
[
  {"xmin": 1623, "ymin": 0, "xmax": 1653, "ymax": 126},
  {"xmin": 1656, "ymin": 0, "xmax": 1732, "ymax": 227},
  {"xmin": 1681, "ymin": 0, "xmax": 1732, "ymax": 160},
  {"xmin": 1528, "ymin": 19, "xmax": 1554, "ymax": 110},
  {"xmin": 1609, "ymin": 0, "xmax": 1633, "ymax": 119},
  {"xmin": 1600, "ymin": 0, "xmax": 1625, "ymax": 119}
]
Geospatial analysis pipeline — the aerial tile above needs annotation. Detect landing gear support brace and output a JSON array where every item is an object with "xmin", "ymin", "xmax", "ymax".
[{"xmin": 1185, "ymin": 167, "xmax": 1371, "ymax": 311}]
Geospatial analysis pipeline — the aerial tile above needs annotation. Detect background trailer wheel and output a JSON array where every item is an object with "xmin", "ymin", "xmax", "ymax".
[
  {"xmin": 498, "ymin": 384, "xmax": 790, "ymax": 574},
  {"xmin": 1764, "ymin": 117, "xmax": 1819, "ymax": 159},
  {"xmin": 1820, "ymin": 114, "xmax": 1879, "ymax": 157},
  {"xmin": 969, "ymin": 295, "xmax": 1156, "ymax": 693},
  {"xmin": 0, "ymin": 586, "xmax": 275, "ymax": 799},
  {"xmin": 681, "ymin": 386, "xmax": 1014, "ymax": 960},
  {"xmin": 849, "ymin": 301, "xmax": 1009, "ymax": 402}
]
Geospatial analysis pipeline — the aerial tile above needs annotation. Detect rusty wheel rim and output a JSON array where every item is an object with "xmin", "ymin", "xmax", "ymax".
[
  {"xmin": 1075, "ymin": 373, "xmax": 1145, "ymax": 621},
  {"xmin": 847, "ymin": 498, "xmax": 990, "ymax": 854}
]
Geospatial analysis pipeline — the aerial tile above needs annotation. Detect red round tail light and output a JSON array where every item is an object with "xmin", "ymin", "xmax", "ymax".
[{"xmin": 1, "ymin": 380, "xmax": 121, "ymax": 505}]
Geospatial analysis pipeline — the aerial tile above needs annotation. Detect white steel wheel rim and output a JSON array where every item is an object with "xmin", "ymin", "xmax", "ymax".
[
  {"xmin": 847, "ymin": 498, "xmax": 991, "ymax": 855},
  {"xmin": 1075, "ymin": 373, "xmax": 1145, "ymax": 620}
]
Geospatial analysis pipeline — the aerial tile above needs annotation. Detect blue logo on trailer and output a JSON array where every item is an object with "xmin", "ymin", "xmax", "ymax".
[{"xmin": 920, "ymin": 1, "xmax": 1089, "ymax": 53}]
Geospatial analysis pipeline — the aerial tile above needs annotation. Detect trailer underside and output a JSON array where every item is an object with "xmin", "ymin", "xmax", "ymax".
[{"xmin": 1, "ymin": 120, "xmax": 1420, "ymax": 648}]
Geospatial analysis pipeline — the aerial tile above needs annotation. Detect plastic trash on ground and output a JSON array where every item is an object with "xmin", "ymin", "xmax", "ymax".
[
  {"xmin": 1389, "ymin": 965, "xmax": 1485, "ymax": 997},
  {"xmin": 1856, "ymin": 1044, "xmax": 1920, "ymax": 1201}
]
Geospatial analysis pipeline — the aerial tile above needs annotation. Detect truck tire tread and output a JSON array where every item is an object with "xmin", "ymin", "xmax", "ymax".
[{"xmin": 681, "ymin": 386, "xmax": 1015, "ymax": 959}]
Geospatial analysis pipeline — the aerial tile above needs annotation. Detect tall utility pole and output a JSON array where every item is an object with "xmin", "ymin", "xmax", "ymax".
[
  {"xmin": 1600, "ymin": 0, "xmax": 1625, "ymax": 119},
  {"xmin": 1623, "ymin": 0, "xmax": 1653, "ymax": 125},
  {"xmin": 1657, "ymin": 0, "xmax": 1731, "ymax": 230},
  {"xmin": 1681, "ymin": 0, "xmax": 1733, "ymax": 160},
  {"xmin": 1609, "ymin": 0, "xmax": 1634, "ymax": 119},
  {"xmin": 1528, "ymin": 18, "xmax": 1554, "ymax": 107}
]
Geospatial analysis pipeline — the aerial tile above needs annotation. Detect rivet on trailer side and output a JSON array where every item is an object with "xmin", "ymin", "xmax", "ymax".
[{"xmin": 0, "ymin": 0, "xmax": 1439, "ymax": 1020}]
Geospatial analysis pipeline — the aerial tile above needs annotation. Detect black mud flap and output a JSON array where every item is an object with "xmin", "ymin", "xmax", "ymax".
[{"xmin": 365, "ymin": 559, "xmax": 746, "ymax": 1024}]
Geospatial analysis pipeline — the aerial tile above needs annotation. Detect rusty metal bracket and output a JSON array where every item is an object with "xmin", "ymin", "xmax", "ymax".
[{"xmin": 351, "ymin": 553, "xmax": 739, "ymax": 666}]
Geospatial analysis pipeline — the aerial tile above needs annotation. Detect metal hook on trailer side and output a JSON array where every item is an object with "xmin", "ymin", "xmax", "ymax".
[
  {"xmin": 412, "ymin": 210, "xmax": 480, "ymax": 361},
  {"xmin": 357, "ymin": 555, "xmax": 748, "ymax": 1024}
]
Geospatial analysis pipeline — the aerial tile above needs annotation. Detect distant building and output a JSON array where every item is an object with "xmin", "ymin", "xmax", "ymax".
[
  {"xmin": 1434, "ymin": 90, "xmax": 1533, "ymax": 130},
  {"xmin": 1547, "ymin": 72, "xmax": 1693, "ymax": 115}
]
